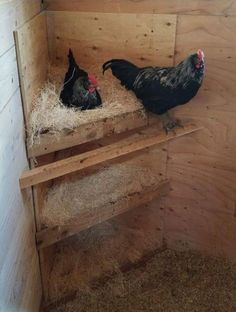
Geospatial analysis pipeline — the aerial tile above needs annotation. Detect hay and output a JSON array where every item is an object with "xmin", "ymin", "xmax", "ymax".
[
  {"xmin": 29, "ymin": 64, "xmax": 144, "ymax": 146},
  {"xmin": 42, "ymin": 162, "xmax": 160, "ymax": 227},
  {"xmin": 46, "ymin": 249, "xmax": 236, "ymax": 312}
]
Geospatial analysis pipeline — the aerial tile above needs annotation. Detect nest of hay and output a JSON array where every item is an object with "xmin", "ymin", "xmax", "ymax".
[
  {"xmin": 29, "ymin": 65, "xmax": 144, "ymax": 147},
  {"xmin": 41, "ymin": 162, "xmax": 160, "ymax": 227}
]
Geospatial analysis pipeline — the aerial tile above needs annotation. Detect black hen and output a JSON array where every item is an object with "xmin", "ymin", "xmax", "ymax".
[
  {"xmin": 60, "ymin": 49, "xmax": 102, "ymax": 110},
  {"xmin": 103, "ymin": 50, "xmax": 205, "ymax": 130}
]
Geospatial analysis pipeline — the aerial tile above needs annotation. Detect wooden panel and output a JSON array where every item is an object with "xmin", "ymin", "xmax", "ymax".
[
  {"xmin": 20, "ymin": 123, "xmax": 201, "ymax": 189},
  {"xmin": 0, "ymin": 1, "xmax": 42, "ymax": 310},
  {"xmin": 0, "ymin": 90, "xmax": 42, "ymax": 311},
  {"xmin": 15, "ymin": 12, "xmax": 49, "ymax": 120},
  {"xmin": 0, "ymin": 1, "xmax": 16, "ymax": 56},
  {"xmin": 163, "ymin": 15, "xmax": 236, "ymax": 260},
  {"xmin": 39, "ymin": 144, "xmax": 167, "ymax": 303},
  {"xmin": 45, "ymin": 0, "xmax": 236, "ymax": 16},
  {"xmin": 47, "ymin": 11, "xmax": 176, "ymax": 66},
  {"xmin": 28, "ymin": 108, "xmax": 147, "ymax": 158},
  {"xmin": 0, "ymin": 0, "xmax": 41, "ymax": 57},
  {"xmin": 15, "ymin": 0, "xmax": 42, "ymax": 27},
  {"xmin": 0, "ymin": 46, "xmax": 19, "ymax": 112},
  {"xmin": 36, "ymin": 181, "xmax": 170, "ymax": 249}
]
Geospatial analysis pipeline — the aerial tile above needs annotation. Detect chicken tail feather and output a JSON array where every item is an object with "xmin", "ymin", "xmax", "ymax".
[{"xmin": 102, "ymin": 59, "xmax": 139, "ymax": 90}]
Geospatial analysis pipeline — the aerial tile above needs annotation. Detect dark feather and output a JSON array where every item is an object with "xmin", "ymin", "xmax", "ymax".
[
  {"xmin": 60, "ymin": 49, "xmax": 102, "ymax": 110},
  {"xmin": 102, "ymin": 53, "xmax": 205, "ymax": 115}
]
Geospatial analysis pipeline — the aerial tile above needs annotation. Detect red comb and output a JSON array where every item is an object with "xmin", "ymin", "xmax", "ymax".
[{"xmin": 88, "ymin": 74, "xmax": 97, "ymax": 86}]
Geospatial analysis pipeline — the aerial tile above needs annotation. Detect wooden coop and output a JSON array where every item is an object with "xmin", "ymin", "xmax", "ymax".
[{"xmin": 1, "ymin": 0, "xmax": 236, "ymax": 311}]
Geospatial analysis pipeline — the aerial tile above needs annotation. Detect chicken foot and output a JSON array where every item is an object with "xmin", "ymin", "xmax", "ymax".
[{"xmin": 161, "ymin": 111, "xmax": 183, "ymax": 134}]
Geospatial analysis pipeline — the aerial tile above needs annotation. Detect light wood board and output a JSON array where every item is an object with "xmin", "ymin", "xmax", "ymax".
[
  {"xmin": 28, "ymin": 108, "xmax": 147, "ymax": 158},
  {"xmin": 36, "ymin": 180, "xmax": 170, "ymax": 249},
  {"xmin": 20, "ymin": 123, "xmax": 201, "ymax": 189},
  {"xmin": 45, "ymin": 0, "xmax": 236, "ymax": 16},
  {"xmin": 161, "ymin": 15, "xmax": 236, "ymax": 261},
  {"xmin": 14, "ymin": 12, "xmax": 49, "ymax": 121},
  {"xmin": 47, "ymin": 11, "xmax": 177, "ymax": 66},
  {"xmin": 0, "ymin": 1, "xmax": 42, "ymax": 311}
]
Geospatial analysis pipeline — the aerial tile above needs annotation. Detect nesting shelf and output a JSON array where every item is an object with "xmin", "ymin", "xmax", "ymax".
[
  {"xmin": 14, "ymin": 14, "xmax": 149, "ymax": 158},
  {"xmin": 37, "ymin": 169, "xmax": 169, "ymax": 249},
  {"xmin": 28, "ymin": 108, "xmax": 147, "ymax": 158},
  {"xmin": 19, "ymin": 123, "xmax": 202, "ymax": 250}
]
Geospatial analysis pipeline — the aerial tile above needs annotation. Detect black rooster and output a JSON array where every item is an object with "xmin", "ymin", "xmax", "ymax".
[
  {"xmin": 60, "ymin": 49, "xmax": 102, "ymax": 110},
  {"xmin": 103, "ymin": 50, "xmax": 205, "ymax": 131}
]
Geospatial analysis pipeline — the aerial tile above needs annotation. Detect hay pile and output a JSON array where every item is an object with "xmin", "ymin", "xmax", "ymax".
[
  {"xmin": 29, "ymin": 65, "xmax": 144, "ymax": 146},
  {"xmin": 42, "ymin": 162, "xmax": 160, "ymax": 227},
  {"xmin": 45, "ymin": 249, "xmax": 236, "ymax": 312}
]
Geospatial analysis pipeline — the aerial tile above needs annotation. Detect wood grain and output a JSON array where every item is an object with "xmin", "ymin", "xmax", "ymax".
[
  {"xmin": 0, "ymin": 46, "xmax": 19, "ymax": 112},
  {"xmin": 162, "ymin": 15, "xmax": 236, "ymax": 261},
  {"xmin": 15, "ymin": 12, "xmax": 49, "ymax": 120},
  {"xmin": 47, "ymin": 11, "xmax": 176, "ymax": 66},
  {"xmin": 38, "ymin": 142, "xmax": 167, "ymax": 303},
  {"xmin": 44, "ymin": 0, "xmax": 236, "ymax": 16},
  {"xmin": 28, "ymin": 108, "xmax": 147, "ymax": 158},
  {"xmin": 0, "ymin": 90, "xmax": 42, "ymax": 311},
  {"xmin": 36, "ymin": 181, "xmax": 170, "ymax": 249},
  {"xmin": 0, "ymin": 1, "xmax": 42, "ymax": 311},
  {"xmin": 0, "ymin": 0, "xmax": 41, "ymax": 57},
  {"xmin": 20, "ymin": 123, "xmax": 201, "ymax": 189}
]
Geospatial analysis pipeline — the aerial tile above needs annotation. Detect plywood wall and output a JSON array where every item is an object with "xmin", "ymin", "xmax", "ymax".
[
  {"xmin": 15, "ymin": 12, "xmax": 49, "ymax": 119},
  {"xmin": 45, "ymin": 0, "xmax": 236, "ymax": 262},
  {"xmin": 44, "ymin": 0, "xmax": 236, "ymax": 15},
  {"xmin": 0, "ymin": 1, "xmax": 42, "ymax": 311},
  {"xmin": 163, "ymin": 14, "xmax": 236, "ymax": 261},
  {"xmin": 47, "ymin": 11, "xmax": 176, "ymax": 67}
]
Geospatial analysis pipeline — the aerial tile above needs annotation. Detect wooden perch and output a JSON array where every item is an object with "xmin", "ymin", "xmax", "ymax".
[
  {"xmin": 20, "ymin": 123, "xmax": 202, "ymax": 189},
  {"xmin": 36, "ymin": 180, "xmax": 170, "ymax": 249}
]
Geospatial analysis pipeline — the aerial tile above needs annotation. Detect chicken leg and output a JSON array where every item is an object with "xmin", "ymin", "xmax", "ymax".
[{"xmin": 161, "ymin": 111, "xmax": 183, "ymax": 134}]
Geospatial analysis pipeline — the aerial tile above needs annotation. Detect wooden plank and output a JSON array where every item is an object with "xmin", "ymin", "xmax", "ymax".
[
  {"xmin": 28, "ymin": 108, "xmax": 147, "ymax": 158},
  {"xmin": 0, "ymin": 1, "xmax": 42, "ymax": 310},
  {"xmin": 47, "ymin": 11, "xmax": 176, "ymax": 66},
  {"xmin": 0, "ymin": 0, "xmax": 41, "ymax": 57},
  {"xmin": 0, "ymin": 46, "xmax": 19, "ymax": 112},
  {"xmin": 15, "ymin": 0, "xmax": 42, "ymax": 27},
  {"xmin": 36, "ymin": 139, "xmax": 168, "ymax": 302},
  {"xmin": 20, "ymin": 123, "xmax": 202, "ymax": 189},
  {"xmin": 0, "ymin": 1, "xmax": 16, "ymax": 56},
  {"xmin": 0, "ymin": 91, "xmax": 41, "ymax": 312},
  {"xmin": 14, "ymin": 12, "xmax": 49, "ymax": 121},
  {"xmin": 44, "ymin": 0, "xmax": 236, "ymax": 16},
  {"xmin": 161, "ymin": 15, "xmax": 236, "ymax": 261},
  {"xmin": 36, "ymin": 180, "xmax": 170, "ymax": 249}
]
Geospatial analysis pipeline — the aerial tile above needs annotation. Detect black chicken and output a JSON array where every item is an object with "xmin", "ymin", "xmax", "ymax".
[
  {"xmin": 103, "ymin": 50, "xmax": 205, "ymax": 131},
  {"xmin": 60, "ymin": 49, "xmax": 102, "ymax": 110}
]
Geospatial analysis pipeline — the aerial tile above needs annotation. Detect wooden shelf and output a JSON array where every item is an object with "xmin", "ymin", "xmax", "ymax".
[
  {"xmin": 28, "ymin": 108, "xmax": 147, "ymax": 158},
  {"xmin": 36, "ymin": 180, "xmax": 170, "ymax": 249},
  {"xmin": 20, "ymin": 122, "xmax": 202, "ymax": 189}
]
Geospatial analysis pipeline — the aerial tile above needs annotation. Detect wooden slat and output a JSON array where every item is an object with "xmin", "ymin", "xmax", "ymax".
[
  {"xmin": 28, "ymin": 108, "xmax": 147, "ymax": 158},
  {"xmin": 20, "ymin": 123, "xmax": 202, "ymax": 189},
  {"xmin": 36, "ymin": 180, "xmax": 170, "ymax": 249},
  {"xmin": 44, "ymin": 0, "xmax": 236, "ymax": 16}
]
